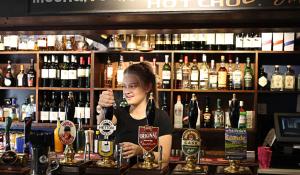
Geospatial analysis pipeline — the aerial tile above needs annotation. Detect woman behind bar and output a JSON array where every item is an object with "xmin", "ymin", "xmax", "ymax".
[{"xmin": 97, "ymin": 61, "xmax": 173, "ymax": 164}]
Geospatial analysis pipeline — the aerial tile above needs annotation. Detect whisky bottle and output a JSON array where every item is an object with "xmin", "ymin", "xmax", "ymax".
[
  {"xmin": 182, "ymin": 56, "xmax": 191, "ymax": 89},
  {"xmin": 116, "ymin": 55, "xmax": 124, "ymax": 88},
  {"xmin": 208, "ymin": 59, "xmax": 218, "ymax": 90},
  {"xmin": 217, "ymin": 56, "xmax": 227, "ymax": 90},
  {"xmin": 238, "ymin": 101, "xmax": 247, "ymax": 129},
  {"xmin": 4, "ymin": 60, "xmax": 15, "ymax": 87},
  {"xmin": 174, "ymin": 95, "xmax": 183, "ymax": 129},
  {"xmin": 175, "ymin": 58, "xmax": 183, "ymax": 89},
  {"xmin": 190, "ymin": 58, "xmax": 199, "ymax": 89},
  {"xmin": 271, "ymin": 65, "xmax": 283, "ymax": 91},
  {"xmin": 214, "ymin": 98, "xmax": 225, "ymax": 128},
  {"xmin": 202, "ymin": 96, "xmax": 213, "ymax": 128},
  {"xmin": 27, "ymin": 59, "xmax": 36, "ymax": 87},
  {"xmin": 227, "ymin": 59, "xmax": 233, "ymax": 90},
  {"xmin": 189, "ymin": 93, "xmax": 198, "ymax": 129},
  {"xmin": 244, "ymin": 57, "xmax": 253, "ymax": 90},
  {"xmin": 104, "ymin": 57, "xmax": 113, "ymax": 88},
  {"xmin": 162, "ymin": 55, "xmax": 171, "ymax": 89},
  {"xmin": 199, "ymin": 54, "xmax": 209, "ymax": 90},
  {"xmin": 232, "ymin": 57, "xmax": 242, "ymax": 90},
  {"xmin": 284, "ymin": 65, "xmax": 295, "ymax": 91},
  {"xmin": 41, "ymin": 55, "xmax": 49, "ymax": 87},
  {"xmin": 17, "ymin": 65, "xmax": 27, "ymax": 87},
  {"xmin": 258, "ymin": 67, "xmax": 269, "ymax": 90}
]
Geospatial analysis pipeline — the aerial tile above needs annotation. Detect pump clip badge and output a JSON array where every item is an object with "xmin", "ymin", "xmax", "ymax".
[
  {"xmin": 182, "ymin": 129, "xmax": 201, "ymax": 156},
  {"xmin": 58, "ymin": 120, "xmax": 76, "ymax": 145},
  {"xmin": 98, "ymin": 119, "xmax": 116, "ymax": 138},
  {"xmin": 138, "ymin": 126, "xmax": 159, "ymax": 152}
]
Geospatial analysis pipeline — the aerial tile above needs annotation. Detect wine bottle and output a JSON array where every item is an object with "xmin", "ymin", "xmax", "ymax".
[
  {"xmin": 77, "ymin": 56, "xmax": 86, "ymax": 87},
  {"xmin": 230, "ymin": 94, "xmax": 240, "ymax": 128},
  {"xmin": 61, "ymin": 55, "xmax": 70, "ymax": 87},
  {"xmin": 66, "ymin": 91, "xmax": 75, "ymax": 122},
  {"xmin": 76, "ymin": 117, "xmax": 85, "ymax": 153},
  {"xmin": 75, "ymin": 92, "xmax": 85, "ymax": 124},
  {"xmin": 188, "ymin": 93, "xmax": 198, "ymax": 129},
  {"xmin": 146, "ymin": 92, "xmax": 156, "ymax": 126},
  {"xmin": 4, "ymin": 60, "xmax": 15, "ymax": 87},
  {"xmin": 84, "ymin": 92, "xmax": 90, "ymax": 125},
  {"xmin": 85, "ymin": 57, "xmax": 91, "ymax": 88},
  {"xmin": 161, "ymin": 93, "xmax": 168, "ymax": 112},
  {"xmin": 55, "ymin": 56, "xmax": 61, "ymax": 87},
  {"xmin": 17, "ymin": 65, "xmax": 27, "ymax": 87},
  {"xmin": 176, "ymin": 58, "xmax": 183, "ymax": 89},
  {"xmin": 27, "ymin": 58, "xmax": 36, "ymax": 87},
  {"xmin": 162, "ymin": 55, "xmax": 171, "ymax": 89},
  {"xmin": 69, "ymin": 55, "xmax": 78, "ymax": 87},
  {"xmin": 40, "ymin": 92, "xmax": 50, "ymax": 123},
  {"xmin": 58, "ymin": 92, "xmax": 66, "ymax": 121},
  {"xmin": 49, "ymin": 92, "xmax": 58, "ymax": 123},
  {"xmin": 49, "ymin": 55, "xmax": 57, "ymax": 87},
  {"xmin": 41, "ymin": 55, "xmax": 49, "ymax": 87}
]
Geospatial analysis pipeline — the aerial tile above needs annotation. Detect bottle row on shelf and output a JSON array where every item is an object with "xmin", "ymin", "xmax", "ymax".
[
  {"xmin": 259, "ymin": 65, "xmax": 300, "ymax": 91},
  {"xmin": 104, "ymin": 54, "xmax": 255, "ymax": 90},
  {"xmin": 173, "ymin": 93, "xmax": 254, "ymax": 129}
]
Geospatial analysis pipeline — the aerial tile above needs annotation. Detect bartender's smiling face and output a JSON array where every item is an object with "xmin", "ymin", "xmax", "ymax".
[{"xmin": 123, "ymin": 73, "xmax": 149, "ymax": 105}]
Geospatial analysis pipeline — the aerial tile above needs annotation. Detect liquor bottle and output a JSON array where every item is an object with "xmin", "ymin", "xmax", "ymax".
[
  {"xmin": 116, "ymin": 55, "xmax": 124, "ymax": 88},
  {"xmin": 182, "ymin": 56, "xmax": 191, "ymax": 89},
  {"xmin": 61, "ymin": 55, "xmax": 70, "ymax": 87},
  {"xmin": 49, "ymin": 92, "xmax": 58, "ymax": 123},
  {"xmin": 208, "ymin": 59, "xmax": 218, "ymax": 90},
  {"xmin": 10, "ymin": 98, "xmax": 19, "ymax": 122},
  {"xmin": 201, "ymin": 96, "xmax": 212, "ymax": 128},
  {"xmin": 77, "ymin": 57, "xmax": 86, "ymax": 87},
  {"xmin": 119, "ymin": 94, "xmax": 128, "ymax": 108},
  {"xmin": 244, "ymin": 57, "xmax": 253, "ymax": 90},
  {"xmin": 175, "ymin": 58, "xmax": 183, "ymax": 89},
  {"xmin": 41, "ymin": 55, "xmax": 49, "ymax": 87},
  {"xmin": 164, "ymin": 34, "xmax": 172, "ymax": 50},
  {"xmin": 162, "ymin": 55, "xmax": 171, "ymax": 89},
  {"xmin": 217, "ymin": 56, "xmax": 227, "ymax": 90},
  {"xmin": 214, "ymin": 98, "xmax": 225, "ymax": 128},
  {"xmin": 65, "ymin": 35, "xmax": 73, "ymax": 50},
  {"xmin": 146, "ymin": 92, "xmax": 156, "ymax": 126},
  {"xmin": 183, "ymin": 95, "xmax": 190, "ymax": 128},
  {"xmin": 199, "ymin": 54, "xmax": 209, "ymax": 90},
  {"xmin": 40, "ymin": 92, "xmax": 49, "ymax": 123},
  {"xmin": 76, "ymin": 117, "xmax": 85, "ymax": 153},
  {"xmin": 104, "ymin": 57, "xmax": 113, "ymax": 88},
  {"xmin": 284, "ymin": 65, "xmax": 295, "ymax": 91},
  {"xmin": 225, "ymin": 100, "xmax": 232, "ymax": 128},
  {"xmin": 26, "ymin": 95, "xmax": 36, "ymax": 121},
  {"xmin": 227, "ymin": 59, "xmax": 233, "ymax": 90},
  {"xmin": 75, "ymin": 92, "xmax": 85, "ymax": 124},
  {"xmin": 0, "ymin": 69, "xmax": 4, "ymax": 87},
  {"xmin": 172, "ymin": 34, "xmax": 181, "ymax": 50},
  {"xmin": 230, "ymin": 94, "xmax": 240, "ymax": 128},
  {"xmin": 49, "ymin": 55, "xmax": 57, "ymax": 87},
  {"xmin": 258, "ymin": 67, "xmax": 269, "ymax": 90},
  {"xmin": 271, "ymin": 65, "xmax": 283, "ymax": 91},
  {"xmin": 161, "ymin": 93, "xmax": 168, "ymax": 112},
  {"xmin": 27, "ymin": 58, "xmax": 36, "ymax": 87},
  {"xmin": 17, "ymin": 65, "xmax": 27, "ymax": 87},
  {"xmin": 190, "ymin": 58, "xmax": 199, "ymax": 89},
  {"xmin": 58, "ymin": 92, "xmax": 66, "ymax": 121},
  {"xmin": 37, "ymin": 36, "xmax": 47, "ymax": 51},
  {"xmin": 188, "ymin": 93, "xmax": 198, "ymax": 129},
  {"xmin": 238, "ymin": 101, "xmax": 247, "ymax": 129},
  {"xmin": 66, "ymin": 92, "xmax": 75, "ymax": 122},
  {"xmin": 21, "ymin": 97, "xmax": 29, "ymax": 121},
  {"xmin": 152, "ymin": 58, "xmax": 161, "ymax": 88},
  {"xmin": 69, "ymin": 55, "xmax": 78, "ymax": 87},
  {"xmin": 174, "ymin": 95, "xmax": 183, "ymax": 129},
  {"xmin": 84, "ymin": 92, "xmax": 90, "ymax": 125},
  {"xmin": 4, "ymin": 60, "xmax": 15, "ymax": 87},
  {"xmin": 85, "ymin": 56, "xmax": 91, "ymax": 88},
  {"xmin": 54, "ymin": 117, "xmax": 64, "ymax": 153},
  {"xmin": 55, "ymin": 57, "xmax": 61, "ymax": 87},
  {"xmin": 232, "ymin": 57, "xmax": 242, "ymax": 90},
  {"xmin": 155, "ymin": 34, "xmax": 164, "ymax": 50}
]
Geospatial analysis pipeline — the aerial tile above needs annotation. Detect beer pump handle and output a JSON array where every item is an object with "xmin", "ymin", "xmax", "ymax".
[
  {"xmin": 5, "ymin": 117, "xmax": 12, "ymax": 151},
  {"xmin": 24, "ymin": 117, "xmax": 33, "ymax": 154}
]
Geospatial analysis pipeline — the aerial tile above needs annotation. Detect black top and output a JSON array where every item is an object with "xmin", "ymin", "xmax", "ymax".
[{"xmin": 114, "ymin": 106, "xmax": 173, "ymax": 145}]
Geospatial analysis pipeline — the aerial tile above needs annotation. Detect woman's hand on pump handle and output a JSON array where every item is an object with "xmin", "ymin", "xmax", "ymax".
[{"xmin": 98, "ymin": 90, "xmax": 115, "ymax": 108}]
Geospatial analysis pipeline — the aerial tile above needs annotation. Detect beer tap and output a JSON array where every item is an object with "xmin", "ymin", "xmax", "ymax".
[{"xmin": 84, "ymin": 129, "xmax": 94, "ymax": 162}]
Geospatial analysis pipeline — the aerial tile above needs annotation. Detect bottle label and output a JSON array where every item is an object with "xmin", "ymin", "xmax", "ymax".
[
  {"xmin": 254, "ymin": 37, "xmax": 262, "ymax": 48},
  {"xmin": 117, "ymin": 69, "xmax": 124, "ymax": 84},
  {"xmin": 18, "ymin": 76, "xmax": 24, "ymax": 86},
  {"xmin": 200, "ymin": 70, "xmax": 209, "ymax": 80},
  {"xmin": 162, "ymin": 70, "xmax": 171, "ymax": 80},
  {"xmin": 174, "ymin": 105, "xmax": 183, "ymax": 129},
  {"xmin": 61, "ymin": 70, "xmax": 69, "ymax": 80},
  {"xmin": 180, "ymin": 34, "xmax": 190, "ymax": 42},
  {"xmin": 41, "ymin": 69, "xmax": 49, "ymax": 78},
  {"xmin": 206, "ymin": 33, "xmax": 216, "ymax": 45},
  {"xmin": 85, "ymin": 107, "xmax": 90, "ymax": 119},
  {"xmin": 75, "ymin": 107, "xmax": 85, "ymax": 118},
  {"xmin": 238, "ymin": 112, "xmax": 247, "ymax": 128},
  {"xmin": 37, "ymin": 39, "xmax": 47, "ymax": 48},
  {"xmin": 232, "ymin": 71, "xmax": 242, "ymax": 88},
  {"xmin": 4, "ymin": 78, "xmax": 11, "ymax": 86},
  {"xmin": 244, "ymin": 73, "xmax": 253, "ymax": 88},
  {"xmin": 203, "ymin": 113, "xmax": 211, "ymax": 122},
  {"xmin": 10, "ymin": 36, "xmax": 18, "ymax": 48},
  {"xmin": 218, "ymin": 71, "xmax": 227, "ymax": 87},
  {"xmin": 27, "ymin": 74, "xmax": 34, "ymax": 87},
  {"xmin": 77, "ymin": 68, "xmax": 86, "ymax": 78},
  {"xmin": 107, "ymin": 67, "xmax": 113, "ymax": 79},
  {"xmin": 40, "ymin": 111, "xmax": 49, "ymax": 121},
  {"xmin": 50, "ymin": 111, "xmax": 58, "ymax": 121},
  {"xmin": 285, "ymin": 75, "xmax": 295, "ymax": 89},
  {"xmin": 59, "ymin": 111, "xmax": 66, "ymax": 121},
  {"xmin": 85, "ymin": 68, "xmax": 90, "ymax": 78},
  {"xmin": 27, "ymin": 40, "xmax": 35, "ymax": 50},
  {"xmin": 176, "ymin": 70, "xmax": 182, "ymax": 80},
  {"xmin": 224, "ymin": 33, "xmax": 234, "ymax": 45},
  {"xmin": 216, "ymin": 33, "xmax": 225, "ymax": 45},
  {"xmin": 47, "ymin": 35, "xmax": 56, "ymax": 47},
  {"xmin": 0, "ymin": 43, "xmax": 4, "ymax": 51},
  {"xmin": 236, "ymin": 36, "xmax": 243, "ymax": 48},
  {"xmin": 69, "ymin": 70, "xmax": 77, "ymax": 80},
  {"xmin": 271, "ymin": 75, "xmax": 283, "ymax": 89},
  {"xmin": 191, "ymin": 70, "xmax": 199, "ymax": 81},
  {"xmin": 49, "ymin": 69, "xmax": 57, "ymax": 78},
  {"xmin": 209, "ymin": 75, "xmax": 218, "ymax": 87},
  {"xmin": 214, "ymin": 111, "xmax": 224, "ymax": 128},
  {"xmin": 258, "ymin": 76, "xmax": 268, "ymax": 87}
]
